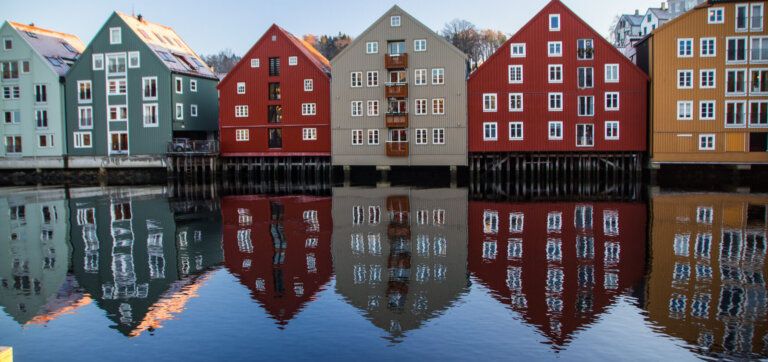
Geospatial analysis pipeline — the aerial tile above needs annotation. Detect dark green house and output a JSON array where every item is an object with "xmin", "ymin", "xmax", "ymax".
[{"xmin": 64, "ymin": 12, "xmax": 218, "ymax": 166}]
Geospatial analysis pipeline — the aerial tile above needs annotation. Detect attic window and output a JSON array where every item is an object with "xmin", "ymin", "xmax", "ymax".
[
  {"xmin": 2, "ymin": 38, "xmax": 11, "ymax": 50},
  {"xmin": 62, "ymin": 42, "xmax": 76, "ymax": 53},
  {"xmin": 109, "ymin": 27, "xmax": 122, "ymax": 44},
  {"xmin": 138, "ymin": 29, "xmax": 151, "ymax": 40},
  {"xmin": 549, "ymin": 14, "xmax": 561, "ymax": 31},
  {"xmin": 46, "ymin": 56, "xmax": 63, "ymax": 67},
  {"xmin": 250, "ymin": 58, "xmax": 260, "ymax": 68},
  {"xmin": 25, "ymin": 31, "xmax": 37, "ymax": 39},
  {"xmin": 391, "ymin": 16, "xmax": 401, "ymax": 27},
  {"xmin": 174, "ymin": 38, "xmax": 184, "ymax": 47},
  {"xmin": 289, "ymin": 56, "xmax": 298, "ymax": 66},
  {"xmin": 154, "ymin": 32, "xmax": 166, "ymax": 44},
  {"xmin": 191, "ymin": 58, "xmax": 203, "ymax": 67},
  {"xmin": 174, "ymin": 53, "xmax": 196, "ymax": 70},
  {"xmin": 164, "ymin": 36, "xmax": 174, "ymax": 45},
  {"xmin": 271, "ymin": 35, "xmax": 277, "ymax": 41}
]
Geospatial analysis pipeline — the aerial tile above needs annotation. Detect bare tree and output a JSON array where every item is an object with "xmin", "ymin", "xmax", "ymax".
[
  {"xmin": 477, "ymin": 29, "xmax": 508, "ymax": 63},
  {"xmin": 200, "ymin": 49, "xmax": 241, "ymax": 75},
  {"xmin": 441, "ymin": 19, "xmax": 481, "ymax": 64},
  {"xmin": 303, "ymin": 33, "xmax": 353, "ymax": 60}
]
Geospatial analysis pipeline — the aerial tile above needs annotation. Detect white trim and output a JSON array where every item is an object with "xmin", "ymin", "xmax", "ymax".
[
  {"xmin": 190, "ymin": 79, "xmax": 198, "ymax": 92},
  {"xmin": 304, "ymin": 79, "xmax": 313, "ymax": 92},
  {"xmin": 508, "ymin": 93, "xmax": 523, "ymax": 112},
  {"xmin": 128, "ymin": 51, "xmax": 140, "ymax": 68},
  {"xmin": 109, "ymin": 27, "xmax": 122, "ymax": 44},
  {"xmin": 548, "ymin": 92, "xmax": 563, "ymax": 112},
  {"xmin": 677, "ymin": 38, "xmax": 694, "ymax": 58},
  {"xmin": 605, "ymin": 64, "xmax": 619, "ymax": 83},
  {"xmin": 235, "ymin": 105, "xmax": 249, "ymax": 118},
  {"xmin": 483, "ymin": 93, "xmax": 497, "ymax": 112},
  {"xmin": 302, "ymin": 127, "xmax": 318, "ymax": 141},
  {"xmin": 414, "ymin": 39, "xmax": 427, "ymax": 52},
  {"xmin": 748, "ymin": 100, "xmax": 768, "ymax": 127},
  {"xmin": 700, "ymin": 37, "xmax": 717, "ymax": 57},
  {"xmin": 549, "ymin": 14, "xmax": 561, "ymax": 31},
  {"xmin": 548, "ymin": 64, "xmax": 563, "ymax": 84},
  {"xmin": 483, "ymin": 122, "xmax": 498, "ymax": 141},
  {"xmin": 390, "ymin": 15, "xmax": 401, "ymax": 27},
  {"xmin": 432, "ymin": 98, "xmax": 445, "ymax": 115},
  {"xmin": 235, "ymin": 129, "xmax": 249, "ymax": 142},
  {"xmin": 508, "ymin": 65, "xmax": 523, "ymax": 84},
  {"xmin": 751, "ymin": 36, "xmax": 768, "ymax": 63},
  {"xmin": 699, "ymin": 100, "xmax": 716, "ymax": 120},
  {"xmin": 677, "ymin": 101, "xmax": 694, "ymax": 120},
  {"xmin": 699, "ymin": 69, "xmax": 716, "ymax": 89},
  {"xmin": 736, "ymin": 4, "xmax": 749, "ymax": 32},
  {"xmin": 548, "ymin": 121, "xmax": 563, "ymax": 140},
  {"xmin": 432, "ymin": 128, "xmax": 445, "ymax": 145},
  {"xmin": 92, "ymin": 54, "xmax": 104, "ymax": 70},
  {"xmin": 365, "ymin": 42, "xmax": 379, "ymax": 54},
  {"xmin": 73, "ymin": 131, "xmax": 92, "ymax": 148},
  {"xmin": 677, "ymin": 69, "xmax": 694, "ymax": 89},
  {"xmin": 175, "ymin": 103, "xmax": 184, "ymax": 120},
  {"xmin": 725, "ymin": 100, "xmax": 747, "ymax": 128},
  {"xmin": 698, "ymin": 134, "xmax": 716, "ymax": 150},
  {"xmin": 78, "ymin": 106, "xmax": 94, "ymax": 129},
  {"xmin": 725, "ymin": 68, "xmax": 748, "ymax": 95},
  {"xmin": 605, "ymin": 121, "xmax": 620, "ymax": 140},
  {"xmin": 143, "ymin": 103, "xmax": 159, "ymax": 127},
  {"xmin": 415, "ymin": 128, "xmax": 428, "ymax": 145},
  {"xmin": 142, "ymin": 76, "xmax": 158, "ymax": 100},
  {"xmin": 605, "ymin": 92, "xmax": 620, "ymax": 111},
  {"xmin": 175, "ymin": 77, "xmax": 184, "ymax": 94},
  {"xmin": 288, "ymin": 56, "xmax": 298, "ymax": 66},
  {"xmin": 708, "ymin": 7, "xmax": 724, "ymax": 24},
  {"xmin": 77, "ymin": 80, "xmax": 92, "ymax": 104},
  {"xmin": 190, "ymin": 104, "xmax": 198, "ymax": 117},
  {"xmin": 250, "ymin": 58, "xmax": 260, "ymax": 68},
  {"xmin": 508, "ymin": 122, "xmax": 524, "ymax": 141},
  {"xmin": 547, "ymin": 41, "xmax": 562, "ymax": 57},
  {"xmin": 303, "ymin": 103, "xmax": 318, "ymax": 116},
  {"xmin": 237, "ymin": 82, "xmax": 246, "ymax": 94},
  {"xmin": 575, "ymin": 123, "xmax": 595, "ymax": 147},
  {"xmin": 366, "ymin": 70, "xmax": 379, "ymax": 87},
  {"xmin": 726, "ymin": 36, "xmax": 748, "ymax": 64},
  {"xmin": 510, "ymin": 43, "xmax": 526, "ymax": 58}
]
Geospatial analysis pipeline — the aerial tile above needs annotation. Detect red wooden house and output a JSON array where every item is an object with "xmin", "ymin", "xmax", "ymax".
[
  {"xmin": 221, "ymin": 195, "xmax": 333, "ymax": 326},
  {"xmin": 218, "ymin": 25, "xmax": 331, "ymax": 158},
  {"xmin": 468, "ymin": 0, "xmax": 647, "ymax": 157},
  {"xmin": 467, "ymin": 200, "xmax": 647, "ymax": 347}
]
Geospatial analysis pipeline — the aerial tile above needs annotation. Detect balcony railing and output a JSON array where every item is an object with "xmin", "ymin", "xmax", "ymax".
[
  {"xmin": 386, "ymin": 141, "xmax": 409, "ymax": 157},
  {"xmin": 167, "ymin": 139, "xmax": 220, "ymax": 155},
  {"xmin": 386, "ymin": 113, "xmax": 408, "ymax": 128},
  {"xmin": 385, "ymin": 83, "xmax": 408, "ymax": 98},
  {"xmin": 385, "ymin": 53, "xmax": 408, "ymax": 69}
]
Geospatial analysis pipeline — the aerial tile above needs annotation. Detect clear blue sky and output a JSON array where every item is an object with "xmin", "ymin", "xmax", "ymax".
[{"xmin": 6, "ymin": 0, "xmax": 664, "ymax": 55}]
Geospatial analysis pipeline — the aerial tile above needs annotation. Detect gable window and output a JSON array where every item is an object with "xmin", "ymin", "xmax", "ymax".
[
  {"xmin": 235, "ymin": 129, "xmax": 249, "ymax": 142},
  {"xmin": 108, "ymin": 79, "xmax": 127, "ymax": 95},
  {"xmin": 302, "ymin": 128, "xmax": 317, "ymax": 141},
  {"xmin": 549, "ymin": 121, "xmax": 563, "ymax": 140},
  {"xmin": 576, "ymin": 124, "xmax": 594, "ymax": 147},
  {"xmin": 414, "ymin": 39, "xmax": 427, "ymax": 52},
  {"xmin": 726, "ymin": 69, "xmax": 747, "ymax": 94},
  {"xmin": 388, "ymin": 41, "xmax": 406, "ymax": 55},
  {"xmin": 509, "ymin": 93, "xmax": 523, "ymax": 112},
  {"xmin": 605, "ymin": 92, "xmax": 619, "ymax": 111},
  {"xmin": 190, "ymin": 80, "xmax": 197, "ymax": 92},
  {"xmin": 726, "ymin": 101, "xmax": 747, "ymax": 127},
  {"xmin": 3, "ymin": 38, "xmax": 11, "ymax": 50},
  {"xmin": 175, "ymin": 103, "xmax": 184, "ymax": 120},
  {"xmin": 577, "ymin": 39, "xmax": 594, "ymax": 60},
  {"xmin": 106, "ymin": 53, "xmax": 126, "ymax": 75},
  {"xmin": 391, "ymin": 16, "xmax": 401, "ymax": 27},
  {"xmin": 699, "ymin": 134, "xmax": 715, "ymax": 150},
  {"xmin": 549, "ymin": 92, "xmax": 563, "ymax": 111},
  {"xmin": 509, "ymin": 122, "xmax": 523, "ymax": 141},
  {"xmin": 78, "ymin": 107, "xmax": 93, "ymax": 129},
  {"xmin": 578, "ymin": 96, "xmax": 594, "ymax": 116},
  {"xmin": 510, "ymin": 43, "xmax": 526, "ymax": 57},
  {"xmin": 34, "ymin": 84, "xmax": 47, "ymax": 103},
  {"xmin": 677, "ymin": 69, "xmax": 693, "ymax": 89},
  {"xmin": 549, "ymin": 14, "xmax": 561, "ymax": 31},
  {"xmin": 304, "ymin": 79, "xmax": 313, "ymax": 92},
  {"xmin": 93, "ymin": 54, "xmax": 104, "ymax": 70},
  {"xmin": 700, "ymin": 101, "xmax": 716, "ymax": 120},
  {"xmin": 237, "ymin": 82, "xmax": 246, "ymax": 94},
  {"xmin": 708, "ymin": 7, "xmax": 724, "ymax": 24},
  {"xmin": 432, "ymin": 68, "xmax": 445, "ymax": 84},
  {"xmin": 727, "ymin": 37, "xmax": 748, "ymax": 63},
  {"xmin": 143, "ymin": 104, "xmax": 159, "ymax": 127},
  {"xmin": 605, "ymin": 64, "xmax": 619, "ymax": 83},
  {"xmin": 235, "ymin": 105, "xmax": 248, "ymax": 118},
  {"xmin": 677, "ymin": 38, "xmax": 693, "ymax": 57},
  {"xmin": 367, "ymin": 71, "xmax": 379, "ymax": 87},
  {"xmin": 366, "ymin": 100, "xmax": 379, "ymax": 116},
  {"xmin": 483, "ymin": 93, "xmax": 497, "ymax": 112},
  {"xmin": 605, "ymin": 121, "xmax": 619, "ymax": 140},
  {"xmin": 483, "ymin": 122, "xmax": 498, "ymax": 141},
  {"xmin": 288, "ymin": 56, "xmax": 298, "ymax": 66},
  {"xmin": 250, "ymin": 58, "xmax": 260, "ymax": 68},
  {"xmin": 549, "ymin": 64, "xmax": 562, "ymax": 83},
  {"xmin": 700, "ymin": 38, "xmax": 716, "ymax": 57},
  {"xmin": 700, "ymin": 69, "xmax": 716, "ymax": 88},
  {"xmin": 128, "ymin": 51, "xmax": 140, "ymax": 68},
  {"xmin": 109, "ymin": 27, "xmax": 122, "ymax": 44},
  {"xmin": 751, "ymin": 36, "xmax": 768, "ymax": 62},
  {"xmin": 508, "ymin": 65, "xmax": 523, "ymax": 84},
  {"xmin": 548, "ymin": 42, "xmax": 562, "ymax": 57},
  {"xmin": 77, "ymin": 81, "xmax": 92, "ymax": 103},
  {"xmin": 175, "ymin": 77, "xmax": 183, "ymax": 94},
  {"xmin": 269, "ymin": 57, "xmax": 280, "ymax": 76},
  {"xmin": 351, "ymin": 71, "xmax": 362, "ymax": 87},
  {"xmin": 142, "ymin": 77, "xmax": 158, "ymax": 100},
  {"xmin": 677, "ymin": 101, "xmax": 693, "ymax": 120},
  {"xmin": 577, "ymin": 67, "xmax": 593, "ymax": 88},
  {"xmin": 366, "ymin": 42, "xmax": 379, "ymax": 54}
]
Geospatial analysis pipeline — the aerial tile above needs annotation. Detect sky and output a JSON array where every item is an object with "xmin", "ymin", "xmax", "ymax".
[{"xmin": 5, "ymin": 0, "xmax": 665, "ymax": 55}]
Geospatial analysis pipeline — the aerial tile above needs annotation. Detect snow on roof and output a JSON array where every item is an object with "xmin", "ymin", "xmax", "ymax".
[{"xmin": 8, "ymin": 21, "xmax": 85, "ymax": 76}]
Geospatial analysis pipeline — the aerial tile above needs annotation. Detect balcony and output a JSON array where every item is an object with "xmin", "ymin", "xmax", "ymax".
[
  {"xmin": 385, "ymin": 53, "xmax": 408, "ymax": 69},
  {"xmin": 167, "ymin": 139, "xmax": 220, "ymax": 155},
  {"xmin": 385, "ymin": 113, "xmax": 408, "ymax": 128},
  {"xmin": 385, "ymin": 83, "xmax": 408, "ymax": 98},
  {"xmin": 386, "ymin": 141, "xmax": 409, "ymax": 157}
]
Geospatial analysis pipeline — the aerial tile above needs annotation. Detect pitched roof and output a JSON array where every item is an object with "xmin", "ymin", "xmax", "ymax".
[
  {"xmin": 8, "ymin": 21, "xmax": 85, "ymax": 76},
  {"xmin": 648, "ymin": 7, "xmax": 673, "ymax": 21},
  {"xmin": 115, "ymin": 12, "xmax": 216, "ymax": 79},
  {"xmin": 620, "ymin": 14, "xmax": 645, "ymax": 26}
]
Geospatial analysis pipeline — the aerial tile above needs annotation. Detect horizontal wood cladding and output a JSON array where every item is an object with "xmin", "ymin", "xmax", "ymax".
[
  {"xmin": 468, "ymin": 0, "xmax": 648, "ymax": 154},
  {"xmin": 219, "ymin": 25, "xmax": 330, "ymax": 157}
]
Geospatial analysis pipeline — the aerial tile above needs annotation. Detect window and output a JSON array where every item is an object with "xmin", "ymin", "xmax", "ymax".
[
  {"xmin": 752, "ymin": 69, "xmax": 768, "ymax": 94},
  {"xmin": 549, "ymin": 121, "xmax": 563, "ymax": 140},
  {"xmin": 366, "ymin": 42, "xmax": 379, "ymax": 54},
  {"xmin": 78, "ymin": 106, "xmax": 93, "ymax": 128},
  {"xmin": 549, "ymin": 93, "xmax": 563, "ymax": 111},
  {"xmin": 416, "ymin": 129, "xmax": 428, "ymax": 144},
  {"xmin": 351, "ymin": 72, "xmax": 362, "ymax": 87},
  {"xmin": 175, "ymin": 77, "xmax": 183, "ymax": 94},
  {"xmin": 35, "ymin": 109, "xmax": 48, "ymax": 128},
  {"xmin": 37, "ymin": 134, "xmax": 53, "ymax": 149},
  {"xmin": 174, "ymin": 103, "xmax": 183, "ymax": 120},
  {"xmin": 677, "ymin": 101, "xmax": 693, "ymax": 120},
  {"xmin": 508, "ymin": 65, "xmax": 523, "ymax": 84},
  {"xmin": 727, "ymin": 37, "xmax": 748, "ymax": 63},
  {"xmin": 700, "ymin": 69, "xmax": 716, "ymax": 88},
  {"xmin": 143, "ymin": 104, "xmax": 158, "ymax": 126},
  {"xmin": 235, "ymin": 129, "xmax": 249, "ymax": 141},
  {"xmin": 2, "ymin": 85, "xmax": 20, "ymax": 99},
  {"xmin": 415, "ymin": 99, "xmax": 428, "ymax": 115},
  {"xmin": 106, "ymin": 53, "xmax": 126, "ymax": 75},
  {"xmin": 576, "ymin": 124, "xmax": 594, "ymax": 147},
  {"xmin": 432, "ymin": 98, "xmax": 445, "ymax": 115},
  {"xmin": 549, "ymin": 64, "xmax": 562, "ymax": 83},
  {"xmin": 235, "ymin": 105, "xmax": 248, "ymax": 118},
  {"xmin": 433, "ymin": 128, "xmax": 445, "ymax": 144},
  {"xmin": 432, "ymin": 68, "xmax": 445, "ymax": 84},
  {"xmin": 677, "ymin": 38, "xmax": 693, "ymax": 57},
  {"xmin": 236, "ymin": 82, "xmax": 246, "ymax": 94},
  {"xmin": 367, "ymin": 129, "xmax": 379, "ymax": 145},
  {"xmin": 550, "ymin": 14, "xmax": 561, "ymax": 31},
  {"xmin": 414, "ymin": 39, "xmax": 427, "ymax": 52},
  {"xmin": 4, "ymin": 136, "xmax": 22, "ymax": 154},
  {"xmin": 269, "ymin": 57, "xmax": 280, "ymax": 76},
  {"xmin": 726, "ymin": 69, "xmax": 747, "ymax": 94},
  {"xmin": 677, "ymin": 70, "xmax": 693, "ymax": 89},
  {"xmin": 578, "ymin": 67, "xmax": 594, "ymax": 88},
  {"xmin": 34, "ymin": 84, "xmax": 47, "ymax": 103},
  {"xmin": 1, "ymin": 61, "xmax": 18, "ymax": 79},
  {"xmin": 74, "ymin": 132, "xmax": 92, "ymax": 148},
  {"xmin": 301, "ymin": 103, "xmax": 317, "ymax": 116},
  {"xmin": 750, "ymin": 101, "xmax": 768, "ymax": 126},
  {"xmin": 351, "ymin": 101, "xmax": 363, "ymax": 116},
  {"xmin": 700, "ymin": 38, "xmax": 716, "ymax": 57},
  {"xmin": 128, "ymin": 51, "xmax": 140, "ymax": 68},
  {"xmin": 577, "ymin": 39, "xmax": 594, "ymax": 60},
  {"xmin": 737, "ymin": 4, "xmax": 750, "ymax": 31},
  {"xmin": 351, "ymin": 129, "xmax": 364, "ymax": 145},
  {"xmin": 108, "ymin": 106, "xmax": 128, "ymax": 121},
  {"xmin": 605, "ymin": 92, "xmax": 619, "ymax": 111},
  {"xmin": 109, "ymin": 27, "xmax": 121, "ymax": 44},
  {"xmin": 250, "ymin": 58, "xmax": 260, "ymax": 68},
  {"xmin": 108, "ymin": 79, "xmax": 127, "ymax": 95},
  {"xmin": 509, "ymin": 122, "xmax": 523, "ymax": 140},
  {"xmin": 509, "ymin": 93, "xmax": 523, "ymax": 112},
  {"xmin": 726, "ymin": 101, "xmax": 747, "ymax": 127},
  {"xmin": 364, "ymin": 70, "xmax": 379, "ymax": 87},
  {"xmin": 268, "ymin": 128, "xmax": 282, "ymax": 148},
  {"xmin": 302, "ymin": 128, "xmax": 317, "ymax": 141},
  {"xmin": 304, "ymin": 79, "xmax": 313, "ymax": 92},
  {"xmin": 605, "ymin": 121, "xmax": 619, "ymax": 140},
  {"xmin": 190, "ymin": 104, "xmax": 198, "ymax": 117},
  {"xmin": 699, "ymin": 134, "xmax": 715, "ymax": 150},
  {"xmin": 510, "ymin": 43, "xmax": 526, "ymax": 57},
  {"xmin": 388, "ymin": 41, "xmax": 406, "ymax": 55},
  {"xmin": 288, "ymin": 56, "xmax": 298, "ymax": 66},
  {"xmin": 483, "ymin": 122, "xmax": 498, "ymax": 141},
  {"xmin": 190, "ymin": 80, "xmax": 197, "ymax": 92},
  {"xmin": 751, "ymin": 36, "xmax": 768, "ymax": 62},
  {"xmin": 700, "ymin": 101, "xmax": 716, "ymax": 120},
  {"xmin": 143, "ymin": 77, "xmax": 158, "ymax": 100},
  {"xmin": 391, "ymin": 15, "xmax": 401, "ymax": 27},
  {"xmin": 367, "ymin": 100, "xmax": 379, "ymax": 116},
  {"xmin": 3, "ymin": 38, "xmax": 11, "ymax": 50},
  {"xmin": 415, "ymin": 69, "xmax": 427, "ymax": 85},
  {"xmin": 3, "ymin": 110, "xmax": 19, "ymax": 124},
  {"xmin": 578, "ymin": 96, "xmax": 594, "ymax": 116},
  {"xmin": 483, "ymin": 93, "xmax": 497, "ymax": 112},
  {"xmin": 709, "ymin": 7, "xmax": 724, "ymax": 24},
  {"xmin": 93, "ymin": 54, "xmax": 104, "ymax": 70},
  {"xmin": 548, "ymin": 41, "xmax": 562, "ymax": 57},
  {"xmin": 21, "ymin": 61, "xmax": 29, "ymax": 73},
  {"xmin": 605, "ymin": 64, "xmax": 619, "ymax": 83},
  {"xmin": 77, "ymin": 81, "xmax": 92, "ymax": 103}
]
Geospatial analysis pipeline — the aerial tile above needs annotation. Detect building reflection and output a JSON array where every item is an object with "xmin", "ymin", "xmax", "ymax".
[
  {"xmin": 647, "ymin": 192, "xmax": 768, "ymax": 358},
  {"xmin": 221, "ymin": 195, "xmax": 333, "ymax": 327},
  {"xmin": 468, "ymin": 200, "xmax": 647, "ymax": 348},
  {"xmin": 68, "ymin": 188, "xmax": 223, "ymax": 336},
  {"xmin": 332, "ymin": 188, "xmax": 469, "ymax": 341}
]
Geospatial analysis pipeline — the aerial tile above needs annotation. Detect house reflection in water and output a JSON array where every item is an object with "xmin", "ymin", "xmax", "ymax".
[
  {"xmin": 332, "ymin": 188, "xmax": 469, "ymax": 341},
  {"xmin": 0, "ymin": 189, "xmax": 90, "ymax": 325},
  {"xmin": 221, "ymin": 195, "xmax": 333, "ymax": 327},
  {"xmin": 468, "ymin": 200, "xmax": 647, "ymax": 348},
  {"xmin": 68, "ymin": 188, "xmax": 223, "ymax": 337},
  {"xmin": 647, "ymin": 192, "xmax": 768, "ymax": 358}
]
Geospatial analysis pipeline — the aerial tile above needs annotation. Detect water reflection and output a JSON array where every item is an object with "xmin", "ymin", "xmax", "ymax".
[
  {"xmin": 332, "ymin": 188, "xmax": 469, "ymax": 341},
  {"xmin": 647, "ymin": 192, "xmax": 768, "ymax": 358}
]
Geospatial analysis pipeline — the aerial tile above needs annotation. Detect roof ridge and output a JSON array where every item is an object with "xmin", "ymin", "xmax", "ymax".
[{"xmin": 8, "ymin": 21, "xmax": 83, "ymax": 43}]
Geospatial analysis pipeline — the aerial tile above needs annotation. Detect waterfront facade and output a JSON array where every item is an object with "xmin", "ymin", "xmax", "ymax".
[
  {"xmin": 0, "ymin": 21, "xmax": 84, "ymax": 168},
  {"xmin": 637, "ymin": 0, "xmax": 768, "ymax": 165},
  {"xmin": 331, "ymin": 6, "xmax": 469, "ymax": 167},
  {"xmin": 64, "ymin": 12, "xmax": 218, "ymax": 166}
]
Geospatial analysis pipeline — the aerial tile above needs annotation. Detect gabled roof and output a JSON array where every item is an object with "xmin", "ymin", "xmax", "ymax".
[
  {"xmin": 7, "ymin": 21, "xmax": 85, "ymax": 76},
  {"xmin": 331, "ymin": 5, "xmax": 467, "ymax": 64},
  {"xmin": 635, "ymin": 0, "xmax": 723, "ymax": 46},
  {"xmin": 115, "ymin": 12, "xmax": 216, "ymax": 79},
  {"xmin": 647, "ymin": 8, "xmax": 673, "ymax": 21},
  {"xmin": 620, "ymin": 14, "xmax": 645, "ymax": 26}
]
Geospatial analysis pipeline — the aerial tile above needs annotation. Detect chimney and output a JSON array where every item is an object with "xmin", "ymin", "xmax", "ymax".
[
  {"xmin": 661, "ymin": 2, "xmax": 668, "ymax": 11},
  {"xmin": 137, "ymin": 14, "xmax": 144, "ymax": 22},
  {"xmin": 634, "ymin": 9, "xmax": 640, "ymax": 16},
  {"xmin": 29, "ymin": 22, "xmax": 35, "ymax": 27}
]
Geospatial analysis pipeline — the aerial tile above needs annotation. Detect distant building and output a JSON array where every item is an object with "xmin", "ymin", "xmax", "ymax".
[
  {"xmin": 612, "ymin": 10, "xmax": 644, "ymax": 48},
  {"xmin": 0, "ymin": 21, "xmax": 84, "ymax": 169}
]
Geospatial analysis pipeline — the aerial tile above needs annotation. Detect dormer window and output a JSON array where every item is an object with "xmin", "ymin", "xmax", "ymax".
[
  {"xmin": 109, "ymin": 27, "xmax": 122, "ymax": 44},
  {"xmin": 391, "ymin": 15, "xmax": 401, "ymax": 27},
  {"xmin": 549, "ymin": 14, "xmax": 561, "ymax": 31}
]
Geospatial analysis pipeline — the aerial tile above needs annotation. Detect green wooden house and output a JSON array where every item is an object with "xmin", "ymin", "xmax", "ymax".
[
  {"xmin": 0, "ymin": 21, "xmax": 84, "ymax": 168},
  {"xmin": 65, "ymin": 12, "xmax": 218, "ymax": 166}
]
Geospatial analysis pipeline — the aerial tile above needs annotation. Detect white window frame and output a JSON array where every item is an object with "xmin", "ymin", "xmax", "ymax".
[
  {"xmin": 576, "ymin": 124, "xmax": 595, "ymax": 147},
  {"xmin": 366, "ymin": 70, "xmax": 379, "ymax": 87},
  {"xmin": 142, "ymin": 76, "xmax": 158, "ymax": 100},
  {"xmin": 432, "ymin": 128, "xmax": 445, "ymax": 145},
  {"xmin": 605, "ymin": 64, "xmax": 619, "ymax": 83},
  {"xmin": 699, "ymin": 134, "xmax": 715, "ymax": 150},
  {"xmin": 508, "ymin": 122, "xmax": 524, "ymax": 141},
  {"xmin": 415, "ymin": 128, "xmax": 428, "ymax": 145},
  {"xmin": 549, "ymin": 92, "xmax": 563, "ymax": 112},
  {"xmin": 749, "ymin": 100, "xmax": 768, "ymax": 127},
  {"xmin": 351, "ymin": 72, "xmax": 362, "ymax": 88},
  {"xmin": 708, "ymin": 7, "xmax": 724, "ymax": 24},
  {"xmin": 237, "ymin": 82, "xmax": 246, "ymax": 94},
  {"xmin": 304, "ymin": 79, "xmax": 313, "ymax": 92},
  {"xmin": 190, "ymin": 79, "xmax": 197, "ymax": 92},
  {"xmin": 351, "ymin": 129, "xmax": 364, "ymax": 145},
  {"xmin": 700, "ymin": 100, "xmax": 716, "ymax": 120},
  {"xmin": 483, "ymin": 122, "xmax": 498, "ymax": 141},
  {"xmin": 235, "ymin": 129, "xmax": 249, "ymax": 142},
  {"xmin": 677, "ymin": 38, "xmax": 693, "ymax": 58},
  {"xmin": 431, "ymin": 68, "xmax": 445, "ymax": 85},
  {"xmin": 548, "ymin": 64, "xmax": 563, "ymax": 83},
  {"xmin": 700, "ymin": 37, "xmax": 716, "ymax": 57},
  {"xmin": 725, "ymin": 100, "xmax": 747, "ymax": 127},
  {"xmin": 367, "ymin": 129, "xmax": 379, "ymax": 145},
  {"xmin": 726, "ymin": 36, "xmax": 748, "ymax": 64},
  {"xmin": 414, "ymin": 39, "xmax": 427, "ymax": 52},
  {"xmin": 366, "ymin": 100, "xmax": 379, "ymax": 116},
  {"xmin": 288, "ymin": 56, "xmax": 298, "ymax": 66},
  {"xmin": 751, "ymin": 3, "xmax": 764, "ymax": 31},
  {"xmin": 175, "ymin": 103, "xmax": 184, "ymax": 120},
  {"xmin": 483, "ymin": 93, "xmax": 497, "ymax": 112},
  {"xmin": 751, "ymin": 36, "xmax": 768, "ymax": 63},
  {"xmin": 605, "ymin": 121, "xmax": 620, "ymax": 140},
  {"xmin": 700, "ymin": 69, "xmax": 716, "ymax": 89},
  {"xmin": 107, "ymin": 79, "xmax": 127, "ymax": 96},
  {"xmin": 107, "ymin": 105, "xmax": 127, "ymax": 122},
  {"xmin": 143, "ymin": 103, "xmax": 159, "ymax": 127},
  {"xmin": 508, "ymin": 65, "xmax": 523, "ymax": 84},
  {"xmin": 301, "ymin": 103, "xmax": 317, "ymax": 116},
  {"xmin": 73, "ymin": 131, "xmax": 92, "ymax": 148},
  {"xmin": 605, "ymin": 92, "xmax": 620, "ymax": 111},
  {"xmin": 548, "ymin": 41, "xmax": 562, "ymax": 57},
  {"xmin": 190, "ymin": 104, "xmax": 198, "ymax": 117},
  {"xmin": 109, "ymin": 27, "xmax": 122, "ymax": 44},
  {"xmin": 510, "ymin": 43, "xmax": 526, "ymax": 58},
  {"xmin": 415, "ymin": 69, "xmax": 427, "ymax": 85},
  {"xmin": 36, "ymin": 134, "xmax": 52, "ymax": 149},
  {"xmin": 432, "ymin": 98, "xmax": 445, "ymax": 115},
  {"xmin": 78, "ymin": 106, "xmax": 93, "ymax": 129},
  {"xmin": 726, "ymin": 68, "xmax": 748, "ymax": 95},
  {"xmin": 677, "ymin": 69, "xmax": 693, "ymax": 89},
  {"xmin": 366, "ymin": 42, "xmax": 379, "ymax": 54},
  {"xmin": 351, "ymin": 101, "xmax": 363, "ymax": 117},
  {"xmin": 415, "ymin": 99, "xmax": 428, "ymax": 115},
  {"xmin": 2, "ymin": 38, "xmax": 12, "ymax": 51},
  {"xmin": 77, "ymin": 80, "xmax": 92, "ymax": 104},
  {"xmin": 175, "ymin": 77, "xmax": 183, "ymax": 94},
  {"xmin": 548, "ymin": 121, "xmax": 563, "ymax": 140},
  {"xmin": 92, "ymin": 54, "xmax": 104, "ymax": 70},
  {"xmin": 549, "ymin": 14, "xmax": 561, "ymax": 31},
  {"xmin": 235, "ymin": 105, "xmax": 248, "ymax": 118},
  {"xmin": 578, "ymin": 96, "xmax": 595, "ymax": 117},
  {"xmin": 509, "ymin": 93, "xmax": 523, "ymax": 112},
  {"xmin": 677, "ymin": 101, "xmax": 694, "ymax": 120},
  {"xmin": 250, "ymin": 58, "xmax": 260, "ymax": 68},
  {"xmin": 391, "ymin": 16, "xmax": 401, "ymax": 27},
  {"xmin": 128, "ymin": 51, "xmax": 140, "ymax": 68},
  {"xmin": 302, "ymin": 128, "xmax": 317, "ymax": 141}
]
